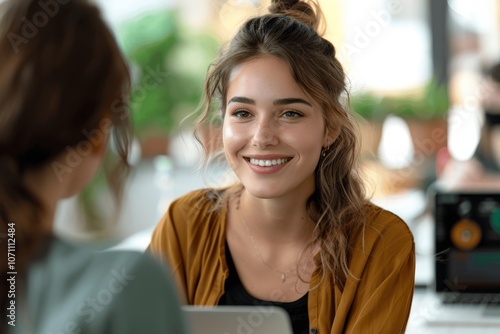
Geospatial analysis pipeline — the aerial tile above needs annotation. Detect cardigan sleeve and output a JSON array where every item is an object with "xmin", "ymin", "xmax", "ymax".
[
  {"xmin": 340, "ymin": 211, "xmax": 415, "ymax": 334},
  {"xmin": 147, "ymin": 189, "xmax": 226, "ymax": 305},
  {"xmin": 147, "ymin": 195, "xmax": 190, "ymax": 302}
]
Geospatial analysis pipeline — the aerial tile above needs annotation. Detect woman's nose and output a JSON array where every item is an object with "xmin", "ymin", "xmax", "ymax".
[{"xmin": 251, "ymin": 119, "xmax": 279, "ymax": 148}]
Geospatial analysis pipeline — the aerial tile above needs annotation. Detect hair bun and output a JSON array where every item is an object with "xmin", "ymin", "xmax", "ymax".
[{"xmin": 268, "ymin": 0, "xmax": 322, "ymax": 32}]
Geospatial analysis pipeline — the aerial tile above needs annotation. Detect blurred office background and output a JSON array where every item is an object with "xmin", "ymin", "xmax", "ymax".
[
  {"xmin": 8, "ymin": 0, "xmax": 490, "ymax": 332},
  {"xmin": 50, "ymin": 0, "xmax": 500, "ymax": 240},
  {"xmin": 50, "ymin": 0, "xmax": 499, "ymax": 286}
]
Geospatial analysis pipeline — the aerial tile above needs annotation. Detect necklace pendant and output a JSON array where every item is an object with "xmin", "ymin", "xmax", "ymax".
[{"xmin": 281, "ymin": 273, "xmax": 286, "ymax": 283}]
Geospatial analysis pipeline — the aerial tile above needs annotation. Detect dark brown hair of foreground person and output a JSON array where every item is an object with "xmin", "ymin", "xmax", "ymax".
[
  {"xmin": 0, "ymin": 0, "xmax": 131, "ymax": 329},
  {"xmin": 194, "ymin": 0, "xmax": 368, "ymax": 287}
]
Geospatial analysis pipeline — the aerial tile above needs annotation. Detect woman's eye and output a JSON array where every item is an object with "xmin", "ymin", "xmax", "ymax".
[
  {"xmin": 282, "ymin": 110, "xmax": 303, "ymax": 118},
  {"xmin": 231, "ymin": 110, "xmax": 251, "ymax": 119}
]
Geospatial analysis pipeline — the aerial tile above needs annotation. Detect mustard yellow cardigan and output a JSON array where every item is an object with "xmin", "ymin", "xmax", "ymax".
[{"xmin": 149, "ymin": 189, "xmax": 415, "ymax": 334}]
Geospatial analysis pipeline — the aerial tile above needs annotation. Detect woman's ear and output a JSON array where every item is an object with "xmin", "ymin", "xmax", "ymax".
[{"xmin": 323, "ymin": 128, "xmax": 339, "ymax": 148}]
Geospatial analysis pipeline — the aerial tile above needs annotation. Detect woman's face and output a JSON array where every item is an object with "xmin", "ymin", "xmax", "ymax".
[{"xmin": 223, "ymin": 55, "xmax": 332, "ymax": 200}]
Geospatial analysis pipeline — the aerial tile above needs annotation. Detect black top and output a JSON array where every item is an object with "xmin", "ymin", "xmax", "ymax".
[{"xmin": 219, "ymin": 242, "xmax": 309, "ymax": 334}]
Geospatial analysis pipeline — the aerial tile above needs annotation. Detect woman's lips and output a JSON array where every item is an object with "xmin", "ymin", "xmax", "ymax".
[{"xmin": 244, "ymin": 157, "xmax": 292, "ymax": 174}]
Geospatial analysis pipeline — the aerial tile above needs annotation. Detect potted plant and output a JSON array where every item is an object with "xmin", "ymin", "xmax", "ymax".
[
  {"xmin": 117, "ymin": 10, "xmax": 219, "ymax": 158},
  {"xmin": 350, "ymin": 79, "xmax": 450, "ymax": 158}
]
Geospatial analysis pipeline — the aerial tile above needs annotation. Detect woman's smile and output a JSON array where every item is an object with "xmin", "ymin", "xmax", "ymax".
[{"xmin": 243, "ymin": 155, "xmax": 293, "ymax": 175}]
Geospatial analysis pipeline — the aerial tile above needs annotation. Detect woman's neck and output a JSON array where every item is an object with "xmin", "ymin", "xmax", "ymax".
[
  {"xmin": 22, "ymin": 165, "xmax": 63, "ymax": 234},
  {"xmin": 236, "ymin": 189, "xmax": 315, "ymax": 245}
]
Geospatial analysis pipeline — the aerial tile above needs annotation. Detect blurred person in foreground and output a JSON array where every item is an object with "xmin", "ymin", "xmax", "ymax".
[
  {"xmin": 0, "ymin": 0, "xmax": 187, "ymax": 333},
  {"xmin": 439, "ymin": 62, "xmax": 500, "ymax": 190},
  {"xmin": 148, "ymin": 0, "xmax": 415, "ymax": 333}
]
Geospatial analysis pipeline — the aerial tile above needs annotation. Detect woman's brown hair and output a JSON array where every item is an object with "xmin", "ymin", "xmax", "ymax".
[
  {"xmin": 0, "ymin": 0, "xmax": 131, "ymax": 328},
  {"xmin": 194, "ymin": 0, "xmax": 368, "ymax": 287}
]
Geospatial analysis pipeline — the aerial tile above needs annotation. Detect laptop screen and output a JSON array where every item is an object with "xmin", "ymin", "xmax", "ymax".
[{"xmin": 435, "ymin": 191, "xmax": 500, "ymax": 294}]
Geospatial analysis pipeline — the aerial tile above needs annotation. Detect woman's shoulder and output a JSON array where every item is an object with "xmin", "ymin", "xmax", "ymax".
[
  {"xmin": 170, "ymin": 188, "xmax": 223, "ymax": 213},
  {"xmin": 360, "ymin": 202, "xmax": 414, "ymax": 248},
  {"xmin": 156, "ymin": 187, "xmax": 227, "ymax": 237},
  {"xmin": 96, "ymin": 249, "xmax": 181, "ymax": 303},
  {"xmin": 364, "ymin": 202, "xmax": 412, "ymax": 232},
  {"xmin": 96, "ymin": 247, "xmax": 168, "ymax": 278},
  {"xmin": 25, "ymin": 239, "xmax": 187, "ymax": 333},
  {"xmin": 36, "ymin": 238, "xmax": 171, "ymax": 290},
  {"xmin": 165, "ymin": 188, "xmax": 228, "ymax": 225},
  {"xmin": 344, "ymin": 203, "xmax": 415, "ymax": 278}
]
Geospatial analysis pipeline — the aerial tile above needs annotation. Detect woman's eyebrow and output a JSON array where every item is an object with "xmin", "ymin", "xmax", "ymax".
[
  {"xmin": 274, "ymin": 98, "xmax": 312, "ymax": 107},
  {"xmin": 227, "ymin": 96, "xmax": 255, "ymax": 105},
  {"xmin": 227, "ymin": 96, "xmax": 312, "ymax": 107}
]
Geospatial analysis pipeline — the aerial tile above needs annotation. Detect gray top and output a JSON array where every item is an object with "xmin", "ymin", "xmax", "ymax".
[{"xmin": 10, "ymin": 238, "xmax": 187, "ymax": 334}]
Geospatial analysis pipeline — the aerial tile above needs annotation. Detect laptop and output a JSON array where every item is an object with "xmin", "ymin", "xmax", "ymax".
[
  {"xmin": 182, "ymin": 305, "xmax": 293, "ymax": 334},
  {"xmin": 425, "ymin": 190, "xmax": 500, "ymax": 326}
]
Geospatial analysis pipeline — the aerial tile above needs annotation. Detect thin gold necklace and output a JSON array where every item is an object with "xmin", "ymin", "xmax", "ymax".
[{"xmin": 236, "ymin": 197, "xmax": 299, "ymax": 283}]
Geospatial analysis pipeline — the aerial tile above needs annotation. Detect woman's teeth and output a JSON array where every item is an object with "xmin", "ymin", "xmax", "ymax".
[{"xmin": 249, "ymin": 158, "xmax": 290, "ymax": 167}]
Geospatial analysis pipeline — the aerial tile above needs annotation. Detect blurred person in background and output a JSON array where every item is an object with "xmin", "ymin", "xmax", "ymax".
[
  {"xmin": 148, "ymin": 0, "xmax": 415, "ymax": 333},
  {"xmin": 0, "ymin": 0, "xmax": 187, "ymax": 333},
  {"xmin": 439, "ymin": 62, "xmax": 500, "ymax": 189}
]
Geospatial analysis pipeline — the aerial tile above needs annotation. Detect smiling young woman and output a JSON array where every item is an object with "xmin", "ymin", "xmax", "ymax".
[{"xmin": 148, "ymin": 1, "xmax": 415, "ymax": 333}]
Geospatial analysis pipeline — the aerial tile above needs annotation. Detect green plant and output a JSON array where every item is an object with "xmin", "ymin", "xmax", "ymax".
[
  {"xmin": 349, "ymin": 92, "xmax": 385, "ymax": 121},
  {"xmin": 117, "ymin": 10, "xmax": 219, "ymax": 135},
  {"xmin": 350, "ymin": 79, "xmax": 450, "ymax": 121}
]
